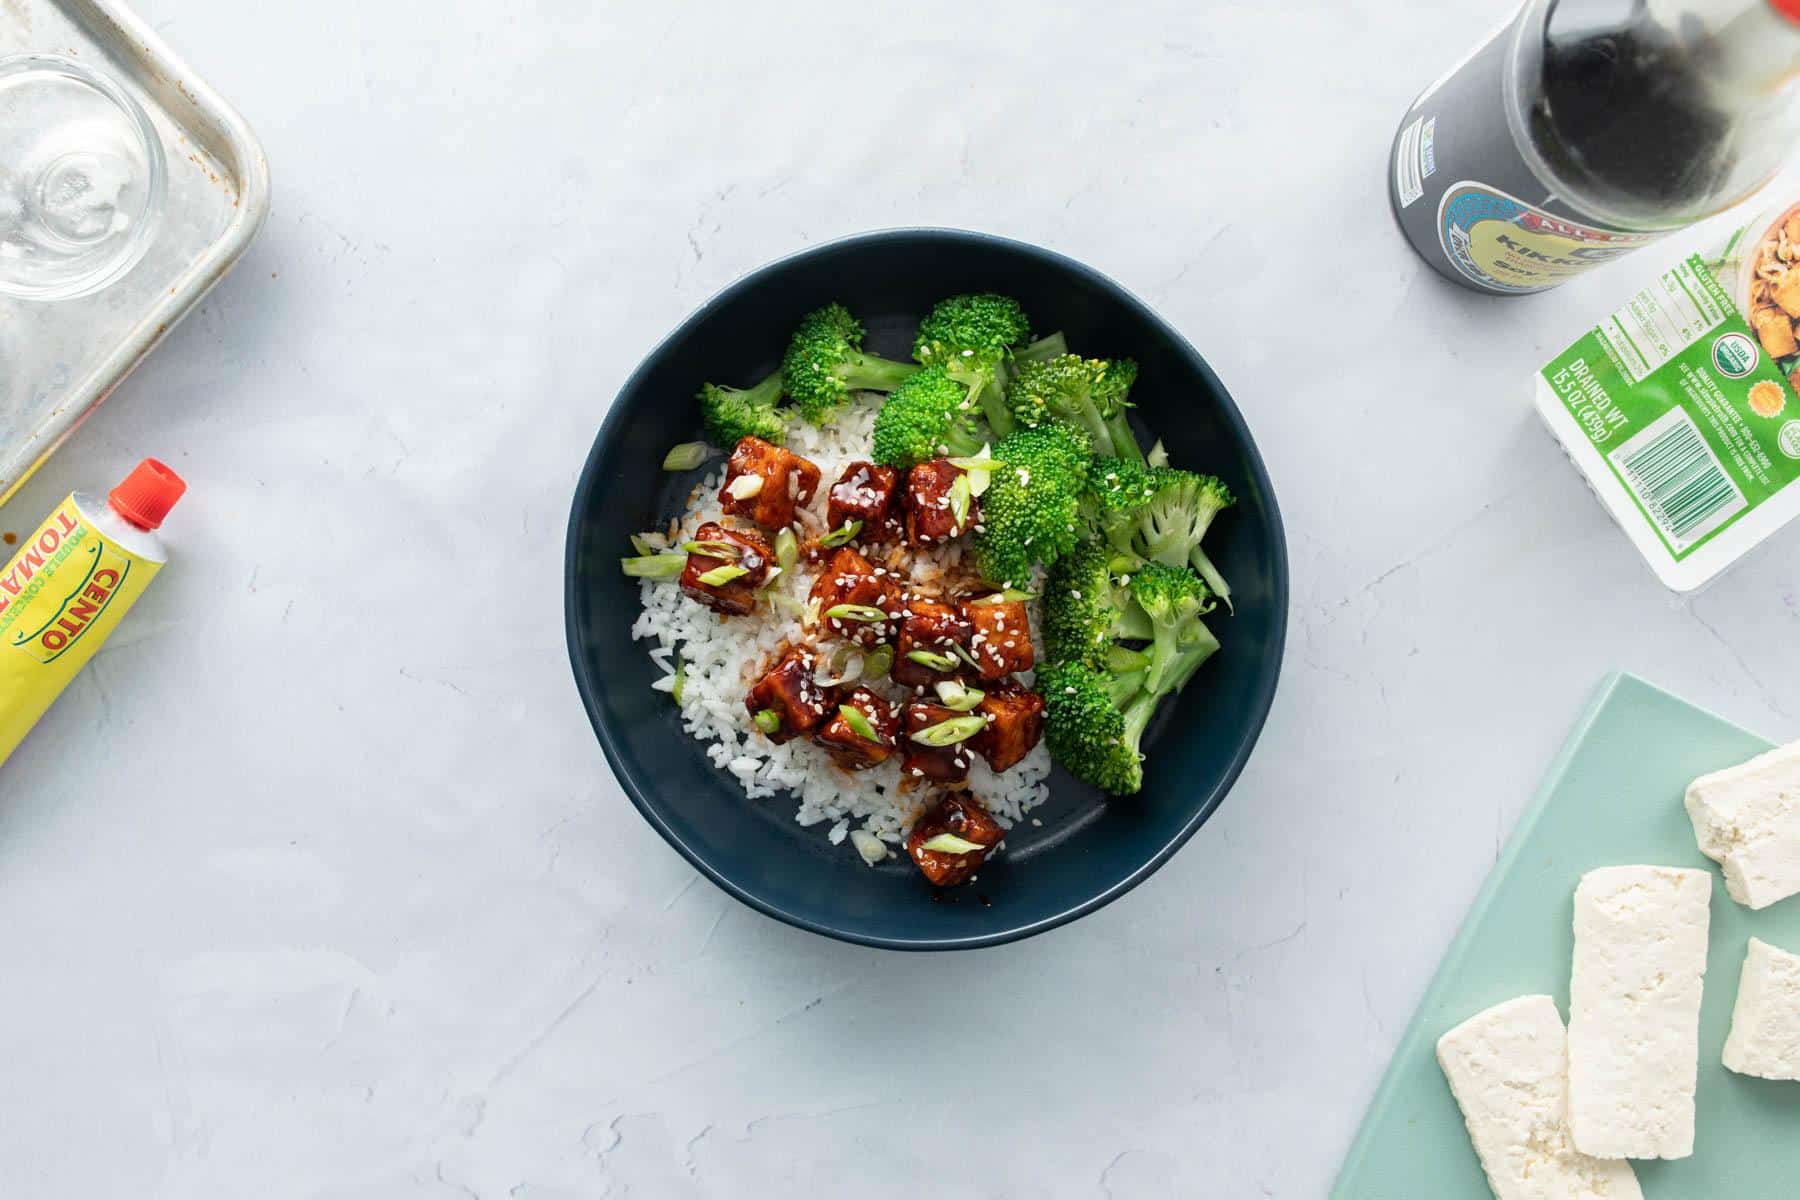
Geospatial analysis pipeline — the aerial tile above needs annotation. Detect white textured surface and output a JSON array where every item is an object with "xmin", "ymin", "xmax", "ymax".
[{"xmin": 3, "ymin": 2, "xmax": 1800, "ymax": 1197}]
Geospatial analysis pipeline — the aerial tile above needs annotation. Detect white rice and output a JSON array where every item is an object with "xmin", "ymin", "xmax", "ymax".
[{"xmin": 630, "ymin": 395, "xmax": 1053, "ymax": 860}]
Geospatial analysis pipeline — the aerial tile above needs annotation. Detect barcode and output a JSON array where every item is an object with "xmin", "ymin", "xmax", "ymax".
[
  {"xmin": 1395, "ymin": 117, "xmax": 1425, "ymax": 207},
  {"xmin": 1608, "ymin": 408, "xmax": 1745, "ymax": 553}
]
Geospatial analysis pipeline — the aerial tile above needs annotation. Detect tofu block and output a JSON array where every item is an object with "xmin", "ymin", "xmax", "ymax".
[
  {"xmin": 1567, "ymin": 866, "xmax": 1710, "ymax": 1160},
  {"xmin": 1722, "ymin": 937, "xmax": 1800, "ymax": 1081},
  {"xmin": 1686, "ymin": 741, "xmax": 1800, "ymax": 910},
  {"xmin": 1436, "ymin": 996, "xmax": 1642, "ymax": 1200}
]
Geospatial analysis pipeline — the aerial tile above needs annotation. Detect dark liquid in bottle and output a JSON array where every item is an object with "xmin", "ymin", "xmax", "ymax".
[{"xmin": 1527, "ymin": 0, "xmax": 1738, "ymax": 225}]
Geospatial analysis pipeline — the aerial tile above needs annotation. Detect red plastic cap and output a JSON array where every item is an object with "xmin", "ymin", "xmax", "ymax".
[
  {"xmin": 1775, "ymin": 0, "xmax": 1800, "ymax": 24},
  {"xmin": 108, "ymin": 458, "xmax": 187, "ymax": 531}
]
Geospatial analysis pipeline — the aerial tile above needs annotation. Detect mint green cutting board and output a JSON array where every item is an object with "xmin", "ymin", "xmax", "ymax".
[{"xmin": 1334, "ymin": 673, "xmax": 1800, "ymax": 1200}]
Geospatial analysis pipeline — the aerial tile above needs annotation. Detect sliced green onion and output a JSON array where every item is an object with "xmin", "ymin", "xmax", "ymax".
[
  {"xmin": 948, "ymin": 445, "xmax": 1000, "ymax": 498},
  {"xmin": 697, "ymin": 564, "xmax": 750, "ymax": 586},
  {"xmin": 816, "ymin": 644, "xmax": 863, "ymax": 686},
  {"xmin": 918, "ymin": 832, "xmax": 989, "ymax": 855},
  {"xmin": 753, "ymin": 708, "xmax": 782, "ymax": 735},
  {"xmin": 909, "ymin": 714, "xmax": 986, "ymax": 746},
  {"xmin": 949, "ymin": 642, "xmax": 981, "ymax": 671},
  {"xmin": 1106, "ymin": 645, "xmax": 1153, "ymax": 672},
  {"xmin": 682, "ymin": 539, "xmax": 740, "ymax": 558},
  {"xmin": 662, "ymin": 441, "xmax": 713, "ymax": 471},
  {"xmin": 630, "ymin": 533, "xmax": 655, "ymax": 555},
  {"xmin": 948, "ymin": 473, "xmax": 971, "ymax": 526},
  {"xmin": 621, "ymin": 553, "xmax": 686, "ymax": 579},
  {"xmin": 774, "ymin": 527, "xmax": 799, "ymax": 571},
  {"xmin": 818, "ymin": 520, "xmax": 863, "ymax": 549},
  {"xmin": 768, "ymin": 593, "xmax": 806, "ymax": 618},
  {"xmin": 824, "ymin": 603, "xmax": 889, "ymax": 623},
  {"xmin": 850, "ymin": 829, "xmax": 889, "ymax": 865},
  {"xmin": 862, "ymin": 644, "xmax": 894, "ymax": 680},
  {"xmin": 972, "ymin": 588, "xmax": 1035, "ymax": 604},
  {"xmin": 671, "ymin": 660, "xmax": 686, "ymax": 705},
  {"xmin": 905, "ymin": 649, "xmax": 957, "ymax": 672},
  {"xmin": 839, "ymin": 704, "xmax": 881, "ymax": 743},
  {"xmin": 933, "ymin": 680, "xmax": 985, "ymax": 711}
]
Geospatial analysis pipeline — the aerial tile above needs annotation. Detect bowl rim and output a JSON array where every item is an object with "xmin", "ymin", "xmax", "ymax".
[{"xmin": 564, "ymin": 226, "xmax": 1289, "ymax": 951}]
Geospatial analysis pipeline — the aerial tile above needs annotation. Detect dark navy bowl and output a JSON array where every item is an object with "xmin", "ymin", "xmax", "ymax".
[{"xmin": 566, "ymin": 229, "xmax": 1287, "ymax": 950}]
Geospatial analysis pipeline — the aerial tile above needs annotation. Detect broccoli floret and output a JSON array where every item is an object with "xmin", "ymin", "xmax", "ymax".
[
  {"xmin": 1039, "ymin": 659, "xmax": 1157, "ymax": 795},
  {"xmin": 871, "ymin": 364, "xmax": 988, "ymax": 468},
  {"xmin": 780, "ymin": 303, "xmax": 919, "ymax": 423},
  {"xmin": 1134, "ymin": 468, "xmax": 1237, "ymax": 610},
  {"xmin": 913, "ymin": 294, "xmax": 1032, "ymax": 437},
  {"xmin": 969, "ymin": 423, "xmax": 1092, "ymax": 586},
  {"xmin": 1082, "ymin": 456, "xmax": 1160, "ymax": 558},
  {"xmin": 1042, "ymin": 540, "xmax": 1152, "ymax": 668},
  {"xmin": 1128, "ymin": 561, "xmax": 1220, "ymax": 695},
  {"xmin": 1005, "ymin": 354, "xmax": 1143, "ymax": 461},
  {"xmin": 697, "ymin": 370, "xmax": 786, "ymax": 447}
]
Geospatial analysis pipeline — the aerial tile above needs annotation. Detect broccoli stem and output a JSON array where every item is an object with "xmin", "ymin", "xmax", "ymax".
[
  {"xmin": 1189, "ymin": 546, "xmax": 1233, "ymax": 614},
  {"xmin": 1102, "ymin": 412, "xmax": 1144, "ymax": 463},
  {"xmin": 1069, "ymin": 405, "xmax": 1118, "ymax": 458},
  {"xmin": 1121, "ymin": 689, "xmax": 1157, "ymax": 753},
  {"xmin": 1105, "ymin": 668, "xmax": 1148, "ymax": 710},
  {"xmin": 1163, "ymin": 618, "xmax": 1222, "ymax": 694},
  {"xmin": 1015, "ymin": 331, "xmax": 1068, "ymax": 366},
  {"xmin": 841, "ymin": 351, "xmax": 920, "ymax": 394}
]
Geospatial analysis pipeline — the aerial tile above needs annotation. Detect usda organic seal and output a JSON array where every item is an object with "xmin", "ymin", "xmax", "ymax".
[{"xmin": 1712, "ymin": 332, "xmax": 1759, "ymax": 378}]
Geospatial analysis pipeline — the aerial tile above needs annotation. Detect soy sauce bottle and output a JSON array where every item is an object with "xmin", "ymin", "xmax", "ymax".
[{"xmin": 1389, "ymin": 0, "xmax": 1800, "ymax": 294}]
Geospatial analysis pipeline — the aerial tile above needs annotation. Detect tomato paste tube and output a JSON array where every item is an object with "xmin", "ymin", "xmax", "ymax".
[{"xmin": 0, "ymin": 459, "xmax": 186, "ymax": 765}]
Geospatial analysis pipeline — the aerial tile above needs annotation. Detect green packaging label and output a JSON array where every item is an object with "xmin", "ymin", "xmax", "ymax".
[{"xmin": 1540, "ymin": 255, "xmax": 1800, "ymax": 561}]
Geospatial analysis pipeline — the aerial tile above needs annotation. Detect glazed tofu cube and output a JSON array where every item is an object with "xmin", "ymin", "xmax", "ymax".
[
  {"xmin": 720, "ymin": 436, "xmax": 821, "ymax": 530},
  {"xmin": 904, "ymin": 459, "xmax": 976, "ymax": 545},
  {"xmin": 679, "ymin": 521, "xmax": 775, "ymax": 616},
  {"xmin": 891, "ymin": 595, "xmax": 975, "ymax": 689},
  {"xmin": 972, "ymin": 681, "xmax": 1046, "ymax": 772},
  {"xmin": 746, "ymin": 647, "xmax": 835, "ymax": 744},
  {"xmin": 813, "ymin": 686, "xmax": 901, "ymax": 770},
  {"xmin": 1774, "ymin": 268, "xmax": 1800, "ymax": 320},
  {"xmin": 963, "ymin": 595, "xmax": 1035, "ymax": 680},
  {"xmin": 901, "ymin": 701, "xmax": 977, "ymax": 784},
  {"xmin": 1752, "ymin": 307, "xmax": 1800, "ymax": 358},
  {"xmin": 905, "ymin": 791, "xmax": 1004, "ymax": 887},
  {"xmin": 807, "ymin": 547, "xmax": 898, "ymax": 647},
  {"xmin": 826, "ymin": 461, "xmax": 901, "ymax": 540}
]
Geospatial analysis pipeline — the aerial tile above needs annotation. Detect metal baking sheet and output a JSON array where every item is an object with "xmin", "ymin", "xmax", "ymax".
[{"xmin": 0, "ymin": 0, "xmax": 269, "ymax": 504}]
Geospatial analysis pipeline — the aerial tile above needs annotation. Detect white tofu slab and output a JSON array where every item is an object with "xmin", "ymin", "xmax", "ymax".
[
  {"xmin": 1722, "ymin": 937, "xmax": 1800, "ymax": 1081},
  {"xmin": 1567, "ymin": 866, "xmax": 1711, "ymax": 1160},
  {"xmin": 1437, "ymin": 995, "xmax": 1643, "ymax": 1200},
  {"xmin": 1686, "ymin": 741, "xmax": 1800, "ymax": 910}
]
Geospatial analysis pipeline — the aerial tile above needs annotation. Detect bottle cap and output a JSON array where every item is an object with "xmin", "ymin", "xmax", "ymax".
[
  {"xmin": 108, "ymin": 458, "xmax": 187, "ymax": 530},
  {"xmin": 1774, "ymin": 0, "xmax": 1800, "ymax": 24}
]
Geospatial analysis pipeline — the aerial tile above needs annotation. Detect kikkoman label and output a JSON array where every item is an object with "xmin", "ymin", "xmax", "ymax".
[
  {"xmin": 0, "ymin": 496, "xmax": 161, "ymax": 763},
  {"xmin": 1438, "ymin": 182, "xmax": 1662, "ymax": 294}
]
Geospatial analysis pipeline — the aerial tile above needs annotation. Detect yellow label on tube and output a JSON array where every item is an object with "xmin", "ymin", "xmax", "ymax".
[{"xmin": 0, "ymin": 496, "xmax": 161, "ymax": 763}]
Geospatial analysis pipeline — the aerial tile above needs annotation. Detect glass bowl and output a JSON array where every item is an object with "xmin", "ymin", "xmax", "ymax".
[{"xmin": 0, "ymin": 53, "xmax": 166, "ymax": 302}]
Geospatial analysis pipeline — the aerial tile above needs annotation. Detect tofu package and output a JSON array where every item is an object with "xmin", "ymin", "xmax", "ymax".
[{"xmin": 1534, "ymin": 196, "xmax": 1800, "ymax": 592}]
